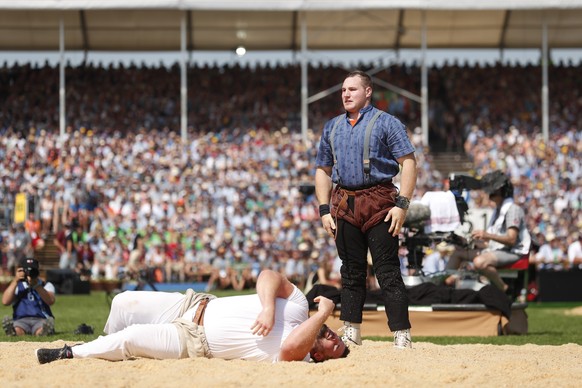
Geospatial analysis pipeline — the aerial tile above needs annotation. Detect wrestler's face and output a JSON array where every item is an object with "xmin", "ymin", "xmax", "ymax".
[
  {"xmin": 342, "ymin": 76, "xmax": 372, "ymax": 114},
  {"xmin": 311, "ymin": 325, "xmax": 348, "ymax": 362}
]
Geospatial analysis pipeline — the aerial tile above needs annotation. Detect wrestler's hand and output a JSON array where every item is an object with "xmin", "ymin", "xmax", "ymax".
[
  {"xmin": 314, "ymin": 296, "xmax": 335, "ymax": 317},
  {"xmin": 385, "ymin": 207, "xmax": 407, "ymax": 237},
  {"xmin": 251, "ymin": 307, "xmax": 275, "ymax": 337},
  {"xmin": 321, "ymin": 214, "xmax": 336, "ymax": 237}
]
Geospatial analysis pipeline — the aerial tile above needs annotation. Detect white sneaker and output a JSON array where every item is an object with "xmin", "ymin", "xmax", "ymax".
[
  {"xmin": 339, "ymin": 322, "xmax": 362, "ymax": 346},
  {"xmin": 393, "ymin": 329, "xmax": 412, "ymax": 349}
]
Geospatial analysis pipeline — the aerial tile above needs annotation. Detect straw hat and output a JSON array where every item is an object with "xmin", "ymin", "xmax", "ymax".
[{"xmin": 436, "ymin": 241, "xmax": 455, "ymax": 253}]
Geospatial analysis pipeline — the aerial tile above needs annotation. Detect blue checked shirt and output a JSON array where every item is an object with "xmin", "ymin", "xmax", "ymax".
[{"xmin": 315, "ymin": 105, "xmax": 415, "ymax": 189}]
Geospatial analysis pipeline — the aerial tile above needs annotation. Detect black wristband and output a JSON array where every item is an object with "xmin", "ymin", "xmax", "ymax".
[
  {"xmin": 319, "ymin": 204, "xmax": 330, "ymax": 217},
  {"xmin": 395, "ymin": 195, "xmax": 410, "ymax": 210}
]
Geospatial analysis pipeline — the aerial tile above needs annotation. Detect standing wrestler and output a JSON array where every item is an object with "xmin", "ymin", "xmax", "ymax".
[{"xmin": 315, "ymin": 70, "xmax": 417, "ymax": 348}]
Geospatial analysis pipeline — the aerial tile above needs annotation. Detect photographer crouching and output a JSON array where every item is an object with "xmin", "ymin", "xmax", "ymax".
[{"xmin": 2, "ymin": 258, "xmax": 56, "ymax": 336}]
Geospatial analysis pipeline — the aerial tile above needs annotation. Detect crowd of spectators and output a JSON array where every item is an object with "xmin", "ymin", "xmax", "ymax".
[
  {"xmin": 1, "ymin": 59, "xmax": 580, "ymax": 151},
  {"xmin": 0, "ymin": 126, "xmax": 348, "ymax": 291},
  {"xmin": 0, "ymin": 60, "xmax": 580, "ymax": 292},
  {"xmin": 463, "ymin": 124, "xmax": 581, "ymax": 272}
]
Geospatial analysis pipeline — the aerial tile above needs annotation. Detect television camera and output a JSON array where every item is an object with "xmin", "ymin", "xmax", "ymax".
[
  {"xmin": 20, "ymin": 258, "xmax": 40, "ymax": 279},
  {"xmin": 401, "ymin": 171, "xmax": 505, "ymax": 286}
]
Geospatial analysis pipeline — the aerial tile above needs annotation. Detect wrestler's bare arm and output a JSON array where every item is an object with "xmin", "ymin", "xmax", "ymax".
[
  {"xmin": 278, "ymin": 296, "xmax": 335, "ymax": 362},
  {"xmin": 251, "ymin": 270, "xmax": 295, "ymax": 336}
]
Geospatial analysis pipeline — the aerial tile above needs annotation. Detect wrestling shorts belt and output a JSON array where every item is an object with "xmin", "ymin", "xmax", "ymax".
[{"xmin": 331, "ymin": 182, "xmax": 397, "ymax": 233}]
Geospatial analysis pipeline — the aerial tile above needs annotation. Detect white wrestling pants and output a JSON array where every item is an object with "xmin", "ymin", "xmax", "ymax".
[{"xmin": 73, "ymin": 291, "xmax": 192, "ymax": 361}]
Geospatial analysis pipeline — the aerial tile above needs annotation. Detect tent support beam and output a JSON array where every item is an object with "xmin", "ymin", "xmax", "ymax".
[
  {"xmin": 499, "ymin": 10, "xmax": 511, "ymax": 61},
  {"xmin": 79, "ymin": 10, "xmax": 89, "ymax": 63},
  {"xmin": 301, "ymin": 12, "xmax": 308, "ymax": 145},
  {"xmin": 541, "ymin": 18, "xmax": 549, "ymax": 143},
  {"xmin": 421, "ymin": 11, "xmax": 429, "ymax": 146},
  {"xmin": 59, "ymin": 17, "xmax": 65, "ymax": 137},
  {"xmin": 181, "ymin": 13, "xmax": 188, "ymax": 142}
]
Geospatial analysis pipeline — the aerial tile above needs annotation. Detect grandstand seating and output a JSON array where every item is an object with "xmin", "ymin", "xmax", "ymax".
[
  {"xmin": 32, "ymin": 233, "xmax": 60, "ymax": 278},
  {"xmin": 431, "ymin": 152, "xmax": 474, "ymax": 177},
  {"xmin": 0, "ymin": 62, "xmax": 579, "ymax": 302}
]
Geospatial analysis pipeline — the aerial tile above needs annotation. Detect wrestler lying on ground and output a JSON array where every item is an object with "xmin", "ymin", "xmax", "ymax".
[{"xmin": 36, "ymin": 269, "xmax": 349, "ymax": 363}]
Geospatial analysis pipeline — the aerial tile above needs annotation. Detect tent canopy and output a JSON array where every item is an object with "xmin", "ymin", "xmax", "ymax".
[{"xmin": 0, "ymin": 1, "xmax": 581, "ymax": 52}]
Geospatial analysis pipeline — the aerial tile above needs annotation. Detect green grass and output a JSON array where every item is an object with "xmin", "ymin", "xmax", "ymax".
[{"xmin": 2, "ymin": 291, "xmax": 581, "ymax": 345}]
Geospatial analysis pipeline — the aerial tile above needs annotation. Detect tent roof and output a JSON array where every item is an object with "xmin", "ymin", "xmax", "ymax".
[{"xmin": 1, "ymin": 1, "xmax": 581, "ymax": 52}]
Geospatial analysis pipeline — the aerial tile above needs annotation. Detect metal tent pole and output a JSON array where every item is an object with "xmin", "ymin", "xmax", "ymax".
[
  {"xmin": 59, "ymin": 17, "xmax": 66, "ymax": 137},
  {"xmin": 541, "ymin": 19, "xmax": 549, "ymax": 143},
  {"xmin": 421, "ymin": 11, "xmax": 429, "ymax": 147},
  {"xmin": 300, "ymin": 12, "xmax": 308, "ymax": 145},
  {"xmin": 180, "ymin": 14, "xmax": 188, "ymax": 142}
]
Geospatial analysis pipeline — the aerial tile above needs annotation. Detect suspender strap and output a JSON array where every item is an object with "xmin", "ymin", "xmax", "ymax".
[
  {"xmin": 329, "ymin": 116, "xmax": 342, "ymax": 166},
  {"xmin": 363, "ymin": 110, "xmax": 384, "ymax": 175},
  {"xmin": 329, "ymin": 109, "xmax": 384, "ymax": 180}
]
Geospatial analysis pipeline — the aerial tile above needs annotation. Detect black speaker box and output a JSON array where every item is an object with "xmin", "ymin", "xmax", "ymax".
[
  {"xmin": 46, "ymin": 269, "xmax": 90, "ymax": 295},
  {"xmin": 538, "ymin": 270, "xmax": 582, "ymax": 302}
]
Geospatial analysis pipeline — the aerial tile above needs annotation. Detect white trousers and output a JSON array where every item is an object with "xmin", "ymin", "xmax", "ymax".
[
  {"xmin": 104, "ymin": 291, "xmax": 186, "ymax": 334},
  {"xmin": 73, "ymin": 291, "xmax": 188, "ymax": 361}
]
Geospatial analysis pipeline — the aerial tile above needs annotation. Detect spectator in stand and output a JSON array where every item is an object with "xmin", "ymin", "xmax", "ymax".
[
  {"xmin": 52, "ymin": 193, "xmax": 67, "ymax": 234},
  {"xmin": 75, "ymin": 239, "xmax": 94, "ymax": 279},
  {"xmin": 145, "ymin": 242, "xmax": 167, "ymax": 283},
  {"xmin": 309, "ymin": 251, "xmax": 342, "ymax": 291},
  {"xmin": 3, "ymin": 225, "xmax": 18, "ymax": 275},
  {"xmin": 230, "ymin": 251, "xmax": 255, "ymax": 291},
  {"xmin": 60, "ymin": 220, "xmax": 83, "ymax": 270},
  {"xmin": 534, "ymin": 233, "xmax": 554, "ymax": 270},
  {"xmin": 24, "ymin": 212, "xmax": 45, "ymax": 252},
  {"xmin": 567, "ymin": 233, "xmax": 582, "ymax": 270},
  {"xmin": 54, "ymin": 222, "xmax": 71, "ymax": 270},
  {"xmin": 12, "ymin": 224, "xmax": 32, "ymax": 267},
  {"xmin": 39, "ymin": 190, "xmax": 54, "ymax": 238},
  {"xmin": 102, "ymin": 235, "xmax": 126, "ymax": 280},
  {"xmin": 535, "ymin": 233, "xmax": 567, "ymax": 271},
  {"xmin": 281, "ymin": 248, "xmax": 308, "ymax": 290},
  {"xmin": 550, "ymin": 235, "xmax": 568, "ymax": 270},
  {"xmin": 0, "ymin": 232, "xmax": 7, "ymax": 275},
  {"xmin": 91, "ymin": 239, "xmax": 109, "ymax": 280},
  {"xmin": 397, "ymin": 245, "xmax": 411, "ymax": 278},
  {"xmin": 205, "ymin": 246, "xmax": 233, "ymax": 292},
  {"xmin": 163, "ymin": 227, "xmax": 185, "ymax": 283},
  {"xmin": 126, "ymin": 234, "xmax": 147, "ymax": 280},
  {"xmin": 422, "ymin": 242, "xmax": 455, "ymax": 275}
]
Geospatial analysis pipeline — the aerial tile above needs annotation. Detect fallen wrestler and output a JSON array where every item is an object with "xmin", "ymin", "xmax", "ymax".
[{"xmin": 36, "ymin": 270, "xmax": 349, "ymax": 364}]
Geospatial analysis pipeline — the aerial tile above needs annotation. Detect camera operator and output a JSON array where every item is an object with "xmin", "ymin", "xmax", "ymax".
[
  {"xmin": 447, "ymin": 171, "xmax": 531, "ymax": 293},
  {"xmin": 2, "ymin": 257, "xmax": 56, "ymax": 336}
]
